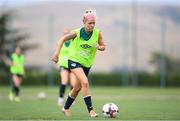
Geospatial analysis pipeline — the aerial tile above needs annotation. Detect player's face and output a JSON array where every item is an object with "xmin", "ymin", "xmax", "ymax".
[
  {"xmin": 15, "ymin": 47, "xmax": 21, "ymax": 55},
  {"xmin": 84, "ymin": 18, "xmax": 95, "ymax": 33}
]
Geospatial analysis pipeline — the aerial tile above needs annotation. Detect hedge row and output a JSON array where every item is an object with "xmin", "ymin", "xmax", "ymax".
[{"xmin": 0, "ymin": 71, "xmax": 180, "ymax": 86}]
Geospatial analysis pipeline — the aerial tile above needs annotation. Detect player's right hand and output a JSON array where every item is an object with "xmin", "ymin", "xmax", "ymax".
[{"xmin": 51, "ymin": 54, "xmax": 59, "ymax": 63}]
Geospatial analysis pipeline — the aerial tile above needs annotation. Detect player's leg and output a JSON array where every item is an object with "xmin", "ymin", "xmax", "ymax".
[
  {"xmin": 70, "ymin": 72, "xmax": 77, "ymax": 104},
  {"xmin": 71, "ymin": 68, "xmax": 98, "ymax": 117},
  {"xmin": 71, "ymin": 68, "xmax": 89, "ymax": 95},
  {"xmin": 63, "ymin": 76, "xmax": 81, "ymax": 117},
  {"xmin": 69, "ymin": 72, "xmax": 76, "ymax": 93},
  {"xmin": 13, "ymin": 75, "xmax": 22, "ymax": 102},
  {"xmin": 58, "ymin": 67, "xmax": 69, "ymax": 106}
]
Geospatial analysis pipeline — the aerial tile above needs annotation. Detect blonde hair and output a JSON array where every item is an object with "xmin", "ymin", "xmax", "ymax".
[{"xmin": 83, "ymin": 8, "xmax": 96, "ymax": 21}]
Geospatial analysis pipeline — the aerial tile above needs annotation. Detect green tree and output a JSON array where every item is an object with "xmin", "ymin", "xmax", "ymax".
[
  {"xmin": 0, "ymin": 11, "xmax": 38, "ymax": 81},
  {"xmin": 149, "ymin": 52, "xmax": 180, "ymax": 74}
]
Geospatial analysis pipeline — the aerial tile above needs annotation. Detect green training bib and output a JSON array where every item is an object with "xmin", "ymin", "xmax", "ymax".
[
  {"xmin": 10, "ymin": 53, "xmax": 24, "ymax": 75},
  {"xmin": 69, "ymin": 27, "xmax": 100, "ymax": 67}
]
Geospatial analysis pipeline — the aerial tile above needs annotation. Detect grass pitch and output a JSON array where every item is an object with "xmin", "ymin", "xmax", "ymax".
[{"xmin": 0, "ymin": 86, "xmax": 180, "ymax": 120}]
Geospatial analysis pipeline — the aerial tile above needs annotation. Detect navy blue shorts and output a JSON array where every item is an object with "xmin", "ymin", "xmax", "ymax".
[
  {"xmin": 12, "ymin": 74, "xmax": 23, "ymax": 78},
  {"xmin": 68, "ymin": 60, "xmax": 91, "ymax": 76}
]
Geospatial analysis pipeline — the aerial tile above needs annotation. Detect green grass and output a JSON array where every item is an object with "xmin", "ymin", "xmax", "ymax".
[{"xmin": 0, "ymin": 86, "xmax": 180, "ymax": 120}]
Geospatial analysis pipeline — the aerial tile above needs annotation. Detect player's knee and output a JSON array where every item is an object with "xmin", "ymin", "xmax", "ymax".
[
  {"xmin": 81, "ymin": 82, "xmax": 89, "ymax": 88},
  {"xmin": 72, "ymin": 87, "xmax": 81, "ymax": 94}
]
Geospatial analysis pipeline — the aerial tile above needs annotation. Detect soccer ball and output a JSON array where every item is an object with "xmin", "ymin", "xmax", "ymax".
[
  {"xmin": 102, "ymin": 103, "xmax": 119, "ymax": 118},
  {"xmin": 37, "ymin": 92, "xmax": 47, "ymax": 100}
]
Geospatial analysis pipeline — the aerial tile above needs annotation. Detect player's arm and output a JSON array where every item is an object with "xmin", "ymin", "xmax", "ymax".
[
  {"xmin": 96, "ymin": 32, "xmax": 105, "ymax": 51},
  {"xmin": 1, "ymin": 54, "xmax": 12, "ymax": 66},
  {"xmin": 51, "ymin": 31, "xmax": 77, "ymax": 63}
]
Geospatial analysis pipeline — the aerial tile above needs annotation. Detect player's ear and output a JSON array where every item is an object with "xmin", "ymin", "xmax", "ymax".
[{"xmin": 83, "ymin": 17, "xmax": 86, "ymax": 24}]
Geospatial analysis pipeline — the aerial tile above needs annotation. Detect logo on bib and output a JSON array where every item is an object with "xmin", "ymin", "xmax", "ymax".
[
  {"xmin": 80, "ymin": 44, "xmax": 91, "ymax": 49},
  {"xmin": 71, "ymin": 63, "xmax": 76, "ymax": 67}
]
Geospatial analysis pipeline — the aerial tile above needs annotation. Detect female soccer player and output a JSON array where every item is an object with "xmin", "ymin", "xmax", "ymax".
[
  {"xmin": 8, "ymin": 47, "xmax": 25, "ymax": 102},
  {"xmin": 52, "ymin": 9, "xmax": 105, "ymax": 117},
  {"xmin": 57, "ymin": 28, "xmax": 76, "ymax": 106}
]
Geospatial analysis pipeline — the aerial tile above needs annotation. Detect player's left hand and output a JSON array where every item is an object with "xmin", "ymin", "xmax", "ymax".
[{"xmin": 95, "ymin": 44, "xmax": 105, "ymax": 51}]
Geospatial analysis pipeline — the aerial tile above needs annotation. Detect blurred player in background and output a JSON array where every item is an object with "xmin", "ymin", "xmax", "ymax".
[
  {"xmin": 52, "ymin": 9, "xmax": 105, "ymax": 117},
  {"xmin": 3, "ymin": 47, "xmax": 25, "ymax": 102},
  {"xmin": 57, "ymin": 28, "xmax": 76, "ymax": 106}
]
